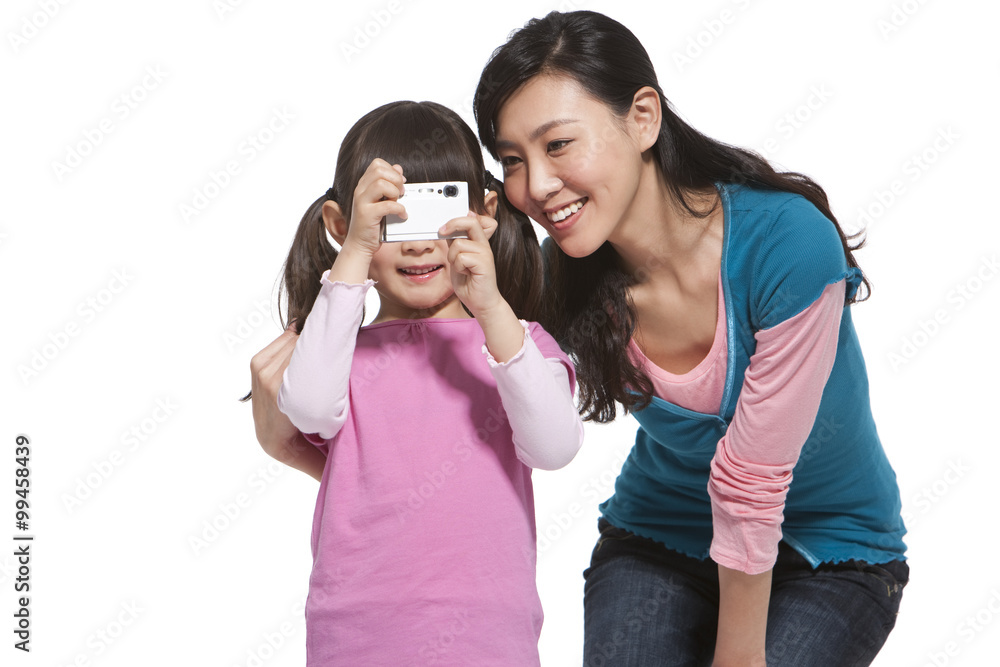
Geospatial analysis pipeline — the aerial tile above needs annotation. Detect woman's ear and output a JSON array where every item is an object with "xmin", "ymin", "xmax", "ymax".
[
  {"xmin": 484, "ymin": 190, "xmax": 499, "ymax": 218},
  {"xmin": 322, "ymin": 201, "xmax": 349, "ymax": 245},
  {"xmin": 629, "ymin": 86, "xmax": 662, "ymax": 152}
]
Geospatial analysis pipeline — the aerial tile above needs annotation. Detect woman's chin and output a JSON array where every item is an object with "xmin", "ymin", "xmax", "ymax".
[{"xmin": 551, "ymin": 234, "xmax": 603, "ymax": 259}]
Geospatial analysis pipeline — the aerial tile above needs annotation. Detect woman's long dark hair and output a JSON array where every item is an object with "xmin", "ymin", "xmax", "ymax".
[
  {"xmin": 474, "ymin": 10, "xmax": 868, "ymax": 423},
  {"xmin": 241, "ymin": 101, "xmax": 542, "ymax": 402}
]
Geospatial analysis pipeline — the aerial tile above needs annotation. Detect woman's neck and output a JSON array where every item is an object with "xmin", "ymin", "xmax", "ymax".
[{"xmin": 607, "ymin": 161, "xmax": 723, "ymax": 288}]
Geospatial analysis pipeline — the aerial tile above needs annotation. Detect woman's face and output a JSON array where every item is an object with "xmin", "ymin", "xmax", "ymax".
[{"xmin": 495, "ymin": 74, "xmax": 647, "ymax": 258}]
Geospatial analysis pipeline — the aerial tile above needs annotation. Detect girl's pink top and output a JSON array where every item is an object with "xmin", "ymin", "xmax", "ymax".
[
  {"xmin": 277, "ymin": 274, "xmax": 582, "ymax": 666},
  {"xmin": 628, "ymin": 276, "xmax": 845, "ymax": 573}
]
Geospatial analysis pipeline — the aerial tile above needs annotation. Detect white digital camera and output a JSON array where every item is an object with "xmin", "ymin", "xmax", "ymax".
[{"xmin": 381, "ymin": 181, "xmax": 469, "ymax": 242}]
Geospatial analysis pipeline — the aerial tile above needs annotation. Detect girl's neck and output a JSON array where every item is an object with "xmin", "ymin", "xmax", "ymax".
[
  {"xmin": 607, "ymin": 161, "xmax": 722, "ymax": 287},
  {"xmin": 370, "ymin": 293, "xmax": 471, "ymax": 325}
]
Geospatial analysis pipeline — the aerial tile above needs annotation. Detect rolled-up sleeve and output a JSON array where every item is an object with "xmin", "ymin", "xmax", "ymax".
[{"xmin": 707, "ymin": 280, "xmax": 845, "ymax": 574}]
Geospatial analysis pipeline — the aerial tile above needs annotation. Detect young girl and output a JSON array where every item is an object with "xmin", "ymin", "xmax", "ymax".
[
  {"xmin": 270, "ymin": 101, "xmax": 582, "ymax": 666},
  {"xmin": 474, "ymin": 10, "xmax": 907, "ymax": 667}
]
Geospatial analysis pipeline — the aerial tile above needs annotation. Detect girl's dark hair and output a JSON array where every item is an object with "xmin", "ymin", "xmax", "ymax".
[
  {"xmin": 474, "ymin": 10, "xmax": 868, "ymax": 423},
  {"xmin": 282, "ymin": 100, "xmax": 543, "ymax": 331},
  {"xmin": 240, "ymin": 101, "xmax": 542, "ymax": 403}
]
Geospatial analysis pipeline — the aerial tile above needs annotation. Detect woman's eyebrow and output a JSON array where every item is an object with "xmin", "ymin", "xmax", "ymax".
[{"xmin": 496, "ymin": 118, "xmax": 579, "ymax": 149}]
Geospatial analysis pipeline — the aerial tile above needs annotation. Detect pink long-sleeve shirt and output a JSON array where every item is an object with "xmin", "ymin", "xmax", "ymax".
[
  {"xmin": 277, "ymin": 273, "xmax": 583, "ymax": 665},
  {"xmin": 629, "ymin": 276, "xmax": 845, "ymax": 574}
]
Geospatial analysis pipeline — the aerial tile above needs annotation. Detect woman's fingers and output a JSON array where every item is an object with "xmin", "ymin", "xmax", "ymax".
[{"xmin": 250, "ymin": 326, "xmax": 298, "ymax": 393}]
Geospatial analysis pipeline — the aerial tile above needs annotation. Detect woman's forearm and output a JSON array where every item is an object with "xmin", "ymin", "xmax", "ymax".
[
  {"xmin": 266, "ymin": 432, "xmax": 326, "ymax": 482},
  {"xmin": 713, "ymin": 564, "xmax": 771, "ymax": 667}
]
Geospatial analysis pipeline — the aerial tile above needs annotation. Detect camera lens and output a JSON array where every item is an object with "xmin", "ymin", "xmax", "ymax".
[{"xmin": 443, "ymin": 184, "xmax": 459, "ymax": 198}]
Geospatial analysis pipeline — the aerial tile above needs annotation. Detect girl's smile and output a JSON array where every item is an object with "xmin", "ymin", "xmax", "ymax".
[
  {"xmin": 398, "ymin": 263, "xmax": 445, "ymax": 282},
  {"xmin": 367, "ymin": 240, "xmax": 468, "ymax": 322}
]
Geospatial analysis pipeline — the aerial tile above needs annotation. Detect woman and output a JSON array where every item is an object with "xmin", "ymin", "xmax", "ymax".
[{"xmin": 471, "ymin": 10, "xmax": 906, "ymax": 667}]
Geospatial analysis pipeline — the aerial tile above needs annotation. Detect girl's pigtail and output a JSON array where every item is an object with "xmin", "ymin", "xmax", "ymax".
[
  {"xmin": 240, "ymin": 191, "xmax": 339, "ymax": 403},
  {"xmin": 486, "ymin": 172, "xmax": 544, "ymax": 323},
  {"xmin": 240, "ymin": 188, "xmax": 337, "ymax": 403},
  {"xmin": 279, "ymin": 190, "xmax": 341, "ymax": 333}
]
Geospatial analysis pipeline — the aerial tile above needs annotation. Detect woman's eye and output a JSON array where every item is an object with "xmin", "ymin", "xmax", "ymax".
[
  {"xmin": 547, "ymin": 139, "xmax": 571, "ymax": 152},
  {"xmin": 500, "ymin": 155, "xmax": 522, "ymax": 167}
]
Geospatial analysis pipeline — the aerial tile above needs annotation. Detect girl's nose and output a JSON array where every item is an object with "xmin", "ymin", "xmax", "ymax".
[{"xmin": 399, "ymin": 238, "xmax": 436, "ymax": 254}]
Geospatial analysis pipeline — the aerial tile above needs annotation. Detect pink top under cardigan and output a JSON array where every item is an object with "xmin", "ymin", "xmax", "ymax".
[{"xmin": 628, "ymin": 275, "xmax": 845, "ymax": 573}]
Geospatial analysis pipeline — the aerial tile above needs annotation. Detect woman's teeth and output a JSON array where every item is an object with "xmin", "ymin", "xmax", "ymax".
[{"xmin": 547, "ymin": 198, "xmax": 586, "ymax": 223}]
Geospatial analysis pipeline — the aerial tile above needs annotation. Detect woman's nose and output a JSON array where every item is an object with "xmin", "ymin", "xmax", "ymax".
[{"xmin": 528, "ymin": 164, "xmax": 562, "ymax": 203}]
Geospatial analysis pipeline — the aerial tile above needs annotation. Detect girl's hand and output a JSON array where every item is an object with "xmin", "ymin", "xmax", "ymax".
[
  {"xmin": 441, "ymin": 212, "xmax": 525, "ymax": 363},
  {"xmin": 342, "ymin": 159, "xmax": 407, "ymax": 257},
  {"xmin": 440, "ymin": 212, "xmax": 503, "ymax": 317}
]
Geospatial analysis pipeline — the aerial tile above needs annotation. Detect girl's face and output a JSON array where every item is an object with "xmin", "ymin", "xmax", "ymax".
[
  {"xmin": 368, "ymin": 237, "xmax": 468, "ymax": 322},
  {"xmin": 495, "ymin": 74, "xmax": 648, "ymax": 258}
]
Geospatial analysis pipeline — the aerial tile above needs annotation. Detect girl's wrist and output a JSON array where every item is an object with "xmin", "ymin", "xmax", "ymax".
[
  {"xmin": 476, "ymin": 300, "xmax": 523, "ymax": 363},
  {"xmin": 329, "ymin": 245, "xmax": 374, "ymax": 284},
  {"xmin": 467, "ymin": 296, "xmax": 509, "ymax": 323}
]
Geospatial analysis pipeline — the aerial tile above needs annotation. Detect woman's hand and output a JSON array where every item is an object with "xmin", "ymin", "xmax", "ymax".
[{"xmin": 249, "ymin": 326, "xmax": 326, "ymax": 481}]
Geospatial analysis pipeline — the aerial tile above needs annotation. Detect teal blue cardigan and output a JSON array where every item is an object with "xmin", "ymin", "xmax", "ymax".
[{"xmin": 600, "ymin": 183, "xmax": 907, "ymax": 567}]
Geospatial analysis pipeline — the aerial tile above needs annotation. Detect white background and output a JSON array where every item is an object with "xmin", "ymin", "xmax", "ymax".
[{"xmin": 2, "ymin": 0, "xmax": 997, "ymax": 665}]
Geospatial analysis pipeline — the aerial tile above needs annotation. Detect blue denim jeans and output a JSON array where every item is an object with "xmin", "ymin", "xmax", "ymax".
[{"xmin": 583, "ymin": 519, "xmax": 908, "ymax": 667}]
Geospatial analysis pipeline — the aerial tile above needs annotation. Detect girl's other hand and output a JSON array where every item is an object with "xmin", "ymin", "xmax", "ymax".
[
  {"xmin": 342, "ymin": 159, "xmax": 407, "ymax": 257},
  {"xmin": 441, "ymin": 213, "xmax": 503, "ymax": 317},
  {"xmin": 474, "ymin": 209, "xmax": 498, "ymax": 241},
  {"xmin": 442, "ymin": 211, "xmax": 523, "ymax": 362}
]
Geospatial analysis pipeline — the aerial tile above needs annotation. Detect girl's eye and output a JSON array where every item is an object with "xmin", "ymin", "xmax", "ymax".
[
  {"xmin": 547, "ymin": 139, "xmax": 572, "ymax": 152},
  {"xmin": 500, "ymin": 155, "xmax": 522, "ymax": 168}
]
